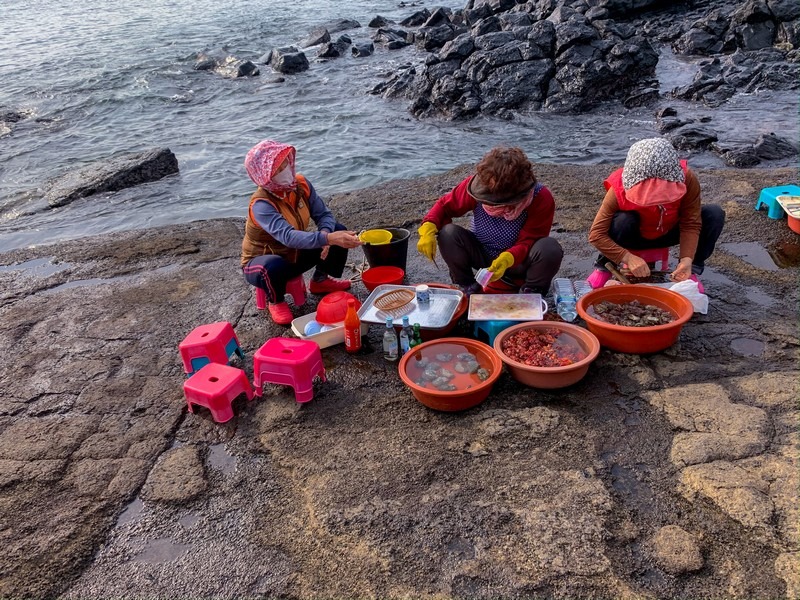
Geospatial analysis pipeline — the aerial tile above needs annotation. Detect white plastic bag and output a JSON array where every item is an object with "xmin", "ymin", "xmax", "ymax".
[{"xmin": 669, "ymin": 280, "xmax": 708, "ymax": 314}]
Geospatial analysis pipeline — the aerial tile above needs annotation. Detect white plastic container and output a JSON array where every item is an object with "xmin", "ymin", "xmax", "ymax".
[{"xmin": 291, "ymin": 311, "xmax": 369, "ymax": 349}]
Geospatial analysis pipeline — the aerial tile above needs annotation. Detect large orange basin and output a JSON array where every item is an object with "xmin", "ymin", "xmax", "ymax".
[
  {"xmin": 576, "ymin": 284, "xmax": 693, "ymax": 354},
  {"xmin": 399, "ymin": 337, "xmax": 500, "ymax": 412}
]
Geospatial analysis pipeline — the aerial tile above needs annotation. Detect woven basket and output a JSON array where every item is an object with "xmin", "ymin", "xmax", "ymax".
[{"xmin": 374, "ymin": 289, "xmax": 414, "ymax": 311}]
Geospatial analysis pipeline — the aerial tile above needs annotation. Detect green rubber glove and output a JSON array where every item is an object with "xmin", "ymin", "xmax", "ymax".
[
  {"xmin": 417, "ymin": 221, "xmax": 438, "ymax": 261},
  {"xmin": 488, "ymin": 251, "xmax": 514, "ymax": 282}
]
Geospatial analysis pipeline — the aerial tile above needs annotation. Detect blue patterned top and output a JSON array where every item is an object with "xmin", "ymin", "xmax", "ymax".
[{"xmin": 470, "ymin": 183, "xmax": 544, "ymax": 260}]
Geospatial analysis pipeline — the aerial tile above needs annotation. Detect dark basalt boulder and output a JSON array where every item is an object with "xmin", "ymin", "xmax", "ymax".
[
  {"xmin": 553, "ymin": 19, "xmax": 600, "ymax": 55},
  {"xmin": 373, "ymin": 27, "xmax": 411, "ymax": 47},
  {"xmin": 1, "ymin": 109, "xmax": 29, "ymax": 124},
  {"xmin": 423, "ymin": 7, "xmax": 453, "ymax": 27},
  {"xmin": 712, "ymin": 132, "xmax": 798, "ymax": 167},
  {"xmin": 301, "ymin": 27, "xmax": 331, "ymax": 48},
  {"xmin": 599, "ymin": 0, "xmax": 679, "ymax": 17},
  {"xmin": 352, "ymin": 42, "xmax": 375, "ymax": 57},
  {"xmin": 369, "ymin": 15, "xmax": 393, "ymax": 28},
  {"xmin": 585, "ymin": 6, "xmax": 610, "ymax": 21},
  {"xmin": 719, "ymin": 146, "xmax": 762, "ymax": 167},
  {"xmin": 776, "ymin": 19, "xmax": 800, "ymax": 47},
  {"xmin": 194, "ymin": 50, "xmax": 259, "ymax": 78},
  {"xmin": 320, "ymin": 19, "xmax": 361, "ymax": 34},
  {"xmin": 753, "ymin": 132, "xmax": 798, "ymax": 159},
  {"xmin": 401, "ymin": 9, "xmax": 431, "ymax": 27},
  {"xmin": 673, "ymin": 28, "xmax": 725, "ymax": 55},
  {"xmin": 672, "ymin": 47, "xmax": 799, "ymax": 105},
  {"xmin": 623, "ymin": 86, "xmax": 660, "ymax": 108},
  {"xmin": 43, "ymin": 148, "xmax": 179, "ymax": 209},
  {"xmin": 767, "ymin": 0, "xmax": 800, "ymax": 21},
  {"xmin": 369, "ymin": 64, "xmax": 417, "ymax": 97},
  {"xmin": 219, "ymin": 59, "xmax": 259, "ymax": 78},
  {"xmin": 736, "ymin": 20, "xmax": 776, "ymax": 49},
  {"xmin": 668, "ymin": 124, "xmax": 719, "ymax": 152},
  {"xmin": 270, "ymin": 46, "xmax": 310, "ymax": 74},
  {"xmin": 471, "ymin": 15, "xmax": 502, "ymax": 36},
  {"xmin": 318, "ymin": 35, "xmax": 352, "ymax": 59},
  {"xmin": 416, "ymin": 23, "xmax": 465, "ymax": 51},
  {"xmin": 669, "ymin": 0, "xmax": 800, "ymax": 56}
]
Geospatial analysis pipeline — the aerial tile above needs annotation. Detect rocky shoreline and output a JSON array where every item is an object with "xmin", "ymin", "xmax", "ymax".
[
  {"xmin": 153, "ymin": 0, "xmax": 800, "ymax": 171},
  {"xmin": 0, "ymin": 162, "xmax": 797, "ymax": 599}
]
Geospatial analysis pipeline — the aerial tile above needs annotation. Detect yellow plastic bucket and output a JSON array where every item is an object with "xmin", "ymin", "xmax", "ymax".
[{"xmin": 359, "ymin": 229, "xmax": 392, "ymax": 245}]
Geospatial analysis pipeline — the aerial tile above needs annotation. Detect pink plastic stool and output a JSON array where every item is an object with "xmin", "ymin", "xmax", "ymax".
[
  {"xmin": 179, "ymin": 321, "xmax": 244, "ymax": 375},
  {"xmin": 253, "ymin": 337, "xmax": 326, "ymax": 403},
  {"xmin": 628, "ymin": 248, "xmax": 670, "ymax": 271},
  {"xmin": 183, "ymin": 362, "xmax": 254, "ymax": 423},
  {"xmin": 255, "ymin": 276, "xmax": 307, "ymax": 310}
]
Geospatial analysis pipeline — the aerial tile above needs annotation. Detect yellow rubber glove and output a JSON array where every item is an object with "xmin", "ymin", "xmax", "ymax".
[
  {"xmin": 417, "ymin": 221, "xmax": 438, "ymax": 261},
  {"xmin": 488, "ymin": 251, "xmax": 515, "ymax": 282}
]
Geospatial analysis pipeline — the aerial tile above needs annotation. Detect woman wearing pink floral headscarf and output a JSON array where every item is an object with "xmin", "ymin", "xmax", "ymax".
[{"xmin": 241, "ymin": 140, "xmax": 361, "ymax": 325}]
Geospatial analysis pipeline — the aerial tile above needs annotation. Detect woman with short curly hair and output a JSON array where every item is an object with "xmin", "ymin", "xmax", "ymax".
[{"xmin": 417, "ymin": 146, "xmax": 563, "ymax": 296}]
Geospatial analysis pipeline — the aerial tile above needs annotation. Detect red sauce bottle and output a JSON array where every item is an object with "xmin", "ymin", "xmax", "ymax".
[{"xmin": 343, "ymin": 299, "xmax": 361, "ymax": 353}]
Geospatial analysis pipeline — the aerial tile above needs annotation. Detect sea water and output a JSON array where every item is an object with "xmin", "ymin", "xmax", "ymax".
[{"xmin": 0, "ymin": 1, "xmax": 796, "ymax": 252}]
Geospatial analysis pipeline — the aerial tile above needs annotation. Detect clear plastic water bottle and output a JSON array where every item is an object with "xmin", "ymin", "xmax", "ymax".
[
  {"xmin": 399, "ymin": 316, "xmax": 411, "ymax": 355},
  {"xmin": 383, "ymin": 317, "xmax": 398, "ymax": 362},
  {"xmin": 552, "ymin": 278, "xmax": 577, "ymax": 322},
  {"xmin": 573, "ymin": 279, "xmax": 592, "ymax": 299}
]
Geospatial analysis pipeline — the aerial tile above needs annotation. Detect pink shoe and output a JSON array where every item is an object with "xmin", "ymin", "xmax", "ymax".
[
  {"xmin": 309, "ymin": 276, "xmax": 352, "ymax": 295},
  {"xmin": 689, "ymin": 274, "xmax": 705, "ymax": 294},
  {"xmin": 587, "ymin": 269, "xmax": 612, "ymax": 289},
  {"xmin": 267, "ymin": 302, "xmax": 293, "ymax": 326}
]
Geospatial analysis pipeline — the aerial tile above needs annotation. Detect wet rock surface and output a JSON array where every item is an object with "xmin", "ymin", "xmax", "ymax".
[
  {"xmin": 42, "ymin": 147, "xmax": 179, "ymax": 209},
  {"xmin": 0, "ymin": 164, "xmax": 798, "ymax": 598}
]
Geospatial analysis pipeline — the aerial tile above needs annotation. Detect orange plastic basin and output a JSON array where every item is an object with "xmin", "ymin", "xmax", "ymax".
[
  {"xmin": 493, "ymin": 321, "xmax": 601, "ymax": 389},
  {"xmin": 399, "ymin": 337, "xmax": 501, "ymax": 411},
  {"xmin": 576, "ymin": 284, "xmax": 693, "ymax": 354}
]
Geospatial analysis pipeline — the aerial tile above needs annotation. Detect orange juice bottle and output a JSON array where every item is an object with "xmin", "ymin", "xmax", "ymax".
[{"xmin": 343, "ymin": 299, "xmax": 362, "ymax": 353}]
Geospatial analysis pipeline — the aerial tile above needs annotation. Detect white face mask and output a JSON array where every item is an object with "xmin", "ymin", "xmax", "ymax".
[{"xmin": 271, "ymin": 165, "xmax": 295, "ymax": 186}]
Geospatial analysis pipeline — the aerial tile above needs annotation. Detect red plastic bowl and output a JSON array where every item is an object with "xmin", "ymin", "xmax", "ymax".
[
  {"xmin": 576, "ymin": 284, "xmax": 693, "ymax": 354},
  {"xmin": 316, "ymin": 291, "xmax": 360, "ymax": 325},
  {"xmin": 399, "ymin": 338, "xmax": 501, "ymax": 412},
  {"xmin": 493, "ymin": 322, "xmax": 600, "ymax": 389},
  {"xmin": 361, "ymin": 266, "xmax": 404, "ymax": 291},
  {"xmin": 788, "ymin": 214, "xmax": 800, "ymax": 234}
]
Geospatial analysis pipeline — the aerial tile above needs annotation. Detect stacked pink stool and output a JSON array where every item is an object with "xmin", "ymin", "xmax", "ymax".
[
  {"xmin": 179, "ymin": 321, "xmax": 245, "ymax": 376},
  {"xmin": 255, "ymin": 276, "xmax": 307, "ymax": 310},
  {"xmin": 629, "ymin": 247, "xmax": 670, "ymax": 271},
  {"xmin": 253, "ymin": 337, "xmax": 326, "ymax": 403},
  {"xmin": 183, "ymin": 362, "xmax": 254, "ymax": 423}
]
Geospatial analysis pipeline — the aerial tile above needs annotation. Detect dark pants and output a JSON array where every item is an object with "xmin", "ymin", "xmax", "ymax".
[
  {"xmin": 438, "ymin": 223, "xmax": 564, "ymax": 294},
  {"xmin": 596, "ymin": 205, "xmax": 725, "ymax": 275},
  {"xmin": 243, "ymin": 222, "xmax": 349, "ymax": 304}
]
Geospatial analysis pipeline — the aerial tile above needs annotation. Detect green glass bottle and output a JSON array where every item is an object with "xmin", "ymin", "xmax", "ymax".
[{"xmin": 410, "ymin": 323, "xmax": 422, "ymax": 347}]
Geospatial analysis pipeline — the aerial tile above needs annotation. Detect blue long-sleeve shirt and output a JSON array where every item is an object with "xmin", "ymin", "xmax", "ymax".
[{"xmin": 251, "ymin": 179, "xmax": 336, "ymax": 249}]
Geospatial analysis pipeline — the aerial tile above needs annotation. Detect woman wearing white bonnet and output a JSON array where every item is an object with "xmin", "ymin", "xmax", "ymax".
[{"xmin": 587, "ymin": 137, "xmax": 725, "ymax": 288}]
